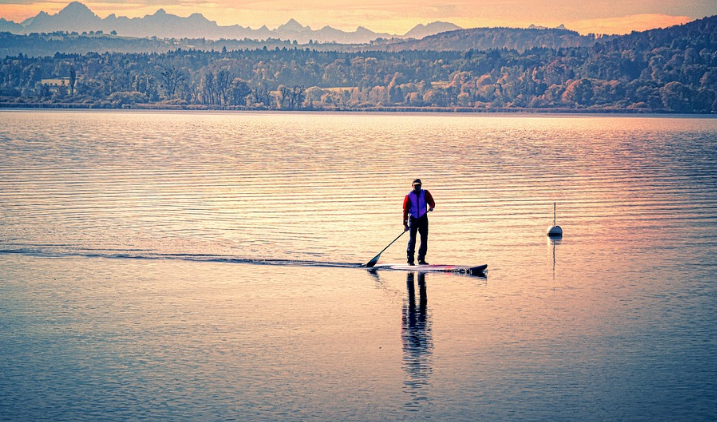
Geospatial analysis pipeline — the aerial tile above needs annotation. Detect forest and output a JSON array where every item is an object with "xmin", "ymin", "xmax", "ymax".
[
  {"xmin": 0, "ymin": 31, "xmax": 349, "ymax": 57},
  {"xmin": 1, "ymin": 15, "xmax": 716, "ymax": 113}
]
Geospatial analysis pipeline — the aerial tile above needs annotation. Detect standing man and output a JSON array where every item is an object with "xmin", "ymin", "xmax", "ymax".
[{"xmin": 403, "ymin": 179, "xmax": 435, "ymax": 265}]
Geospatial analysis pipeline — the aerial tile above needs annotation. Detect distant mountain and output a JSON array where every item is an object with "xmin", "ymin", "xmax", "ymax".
[
  {"xmin": 404, "ymin": 22, "xmax": 462, "ymax": 39},
  {"xmin": 0, "ymin": 18, "xmax": 23, "ymax": 33},
  {"xmin": 21, "ymin": 1, "xmax": 101, "ymax": 33},
  {"xmin": 277, "ymin": 18, "xmax": 307, "ymax": 34},
  {"xmin": 383, "ymin": 27, "xmax": 603, "ymax": 52},
  {"xmin": 528, "ymin": 24, "xmax": 568, "ymax": 31},
  {"xmin": 1, "ymin": 1, "xmax": 460, "ymax": 43}
]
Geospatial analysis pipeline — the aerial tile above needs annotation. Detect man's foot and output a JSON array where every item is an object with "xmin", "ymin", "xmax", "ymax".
[
  {"xmin": 407, "ymin": 261, "xmax": 415, "ymax": 266},
  {"xmin": 418, "ymin": 259, "xmax": 429, "ymax": 265}
]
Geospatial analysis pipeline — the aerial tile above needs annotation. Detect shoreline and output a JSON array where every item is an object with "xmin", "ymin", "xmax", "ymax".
[{"xmin": 1, "ymin": 102, "xmax": 714, "ymax": 115}]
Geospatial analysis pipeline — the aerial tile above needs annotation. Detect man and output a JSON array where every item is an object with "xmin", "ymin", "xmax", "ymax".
[{"xmin": 403, "ymin": 179, "xmax": 435, "ymax": 265}]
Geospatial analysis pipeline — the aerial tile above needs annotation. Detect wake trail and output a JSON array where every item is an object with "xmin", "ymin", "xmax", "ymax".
[{"xmin": 0, "ymin": 247, "xmax": 366, "ymax": 269}]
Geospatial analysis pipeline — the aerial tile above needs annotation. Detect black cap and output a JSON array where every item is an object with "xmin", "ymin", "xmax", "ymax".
[{"xmin": 412, "ymin": 179, "xmax": 422, "ymax": 186}]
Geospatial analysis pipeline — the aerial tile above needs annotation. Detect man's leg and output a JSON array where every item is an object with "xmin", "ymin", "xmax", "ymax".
[
  {"xmin": 407, "ymin": 218, "xmax": 418, "ymax": 264},
  {"xmin": 418, "ymin": 216, "xmax": 429, "ymax": 264}
]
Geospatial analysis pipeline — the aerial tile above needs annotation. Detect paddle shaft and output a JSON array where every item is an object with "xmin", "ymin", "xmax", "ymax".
[
  {"xmin": 366, "ymin": 230, "xmax": 406, "ymax": 267},
  {"xmin": 377, "ymin": 230, "xmax": 406, "ymax": 257}
]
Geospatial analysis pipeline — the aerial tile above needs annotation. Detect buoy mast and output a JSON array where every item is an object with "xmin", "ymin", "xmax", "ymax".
[{"xmin": 547, "ymin": 202, "xmax": 563, "ymax": 237}]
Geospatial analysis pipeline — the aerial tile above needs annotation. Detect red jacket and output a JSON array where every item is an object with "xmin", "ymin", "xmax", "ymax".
[{"xmin": 403, "ymin": 190, "xmax": 435, "ymax": 224}]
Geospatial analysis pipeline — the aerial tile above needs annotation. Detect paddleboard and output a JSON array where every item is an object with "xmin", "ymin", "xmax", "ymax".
[{"xmin": 370, "ymin": 263, "xmax": 487, "ymax": 276}]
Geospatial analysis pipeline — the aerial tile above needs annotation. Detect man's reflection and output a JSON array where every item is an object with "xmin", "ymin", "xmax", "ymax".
[{"xmin": 402, "ymin": 272, "xmax": 433, "ymax": 409}]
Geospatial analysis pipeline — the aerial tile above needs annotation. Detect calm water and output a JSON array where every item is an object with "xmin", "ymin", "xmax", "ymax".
[{"xmin": 1, "ymin": 110, "xmax": 716, "ymax": 421}]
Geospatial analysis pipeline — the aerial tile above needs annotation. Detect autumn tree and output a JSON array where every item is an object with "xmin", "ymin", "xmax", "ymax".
[
  {"xmin": 160, "ymin": 66, "xmax": 186, "ymax": 99},
  {"xmin": 660, "ymin": 81, "xmax": 693, "ymax": 112},
  {"xmin": 69, "ymin": 66, "xmax": 76, "ymax": 96},
  {"xmin": 230, "ymin": 78, "xmax": 251, "ymax": 106},
  {"xmin": 562, "ymin": 78, "xmax": 594, "ymax": 106}
]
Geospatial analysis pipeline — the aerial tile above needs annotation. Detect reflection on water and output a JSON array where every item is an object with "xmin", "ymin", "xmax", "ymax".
[
  {"xmin": 1, "ymin": 111, "xmax": 716, "ymax": 270},
  {"xmin": 402, "ymin": 272, "xmax": 433, "ymax": 410},
  {"xmin": 549, "ymin": 237, "xmax": 562, "ymax": 283},
  {"xmin": 1, "ymin": 111, "xmax": 716, "ymax": 421}
]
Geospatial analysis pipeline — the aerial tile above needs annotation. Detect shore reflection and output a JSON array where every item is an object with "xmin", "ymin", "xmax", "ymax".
[{"xmin": 402, "ymin": 272, "xmax": 433, "ymax": 410}]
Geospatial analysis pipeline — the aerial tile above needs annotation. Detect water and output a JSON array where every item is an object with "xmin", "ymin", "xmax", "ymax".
[{"xmin": 1, "ymin": 110, "xmax": 716, "ymax": 421}]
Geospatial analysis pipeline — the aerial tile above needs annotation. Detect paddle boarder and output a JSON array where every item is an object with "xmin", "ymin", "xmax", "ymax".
[{"xmin": 403, "ymin": 179, "xmax": 435, "ymax": 265}]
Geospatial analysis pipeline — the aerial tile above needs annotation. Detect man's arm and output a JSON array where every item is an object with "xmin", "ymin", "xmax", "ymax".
[
  {"xmin": 403, "ymin": 195, "xmax": 410, "ymax": 229},
  {"xmin": 425, "ymin": 190, "xmax": 435, "ymax": 211}
]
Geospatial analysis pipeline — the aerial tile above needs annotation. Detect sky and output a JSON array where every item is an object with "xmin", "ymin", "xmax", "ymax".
[{"xmin": 0, "ymin": 0, "xmax": 715, "ymax": 35}]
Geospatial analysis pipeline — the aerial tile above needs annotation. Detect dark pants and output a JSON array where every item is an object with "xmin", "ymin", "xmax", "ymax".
[{"xmin": 407, "ymin": 214, "xmax": 428, "ymax": 263}]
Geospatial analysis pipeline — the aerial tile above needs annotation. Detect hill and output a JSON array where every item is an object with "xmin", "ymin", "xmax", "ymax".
[
  {"xmin": 382, "ymin": 27, "xmax": 605, "ymax": 52},
  {"xmin": 1, "ymin": 15, "xmax": 715, "ymax": 114}
]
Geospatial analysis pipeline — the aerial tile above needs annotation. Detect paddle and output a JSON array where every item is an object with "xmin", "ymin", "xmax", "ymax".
[{"xmin": 365, "ymin": 230, "xmax": 407, "ymax": 267}]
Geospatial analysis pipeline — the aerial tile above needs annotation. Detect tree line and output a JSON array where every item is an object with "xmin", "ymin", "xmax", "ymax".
[
  {"xmin": 0, "ymin": 31, "xmax": 340, "ymax": 58},
  {"xmin": 1, "ymin": 16, "xmax": 715, "ymax": 113}
]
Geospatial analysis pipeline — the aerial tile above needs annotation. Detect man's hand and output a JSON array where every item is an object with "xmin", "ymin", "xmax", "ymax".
[
  {"xmin": 404, "ymin": 224, "xmax": 409, "ymax": 232},
  {"xmin": 428, "ymin": 207, "xmax": 434, "ymax": 212}
]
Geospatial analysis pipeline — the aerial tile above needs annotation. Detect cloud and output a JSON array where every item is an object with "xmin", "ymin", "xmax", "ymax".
[
  {"xmin": 424, "ymin": 4, "xmax": 459, "ymax": 19},
  {"xmin": 0, "ymin": 0, "xmax": 38, "ymax": 4}
]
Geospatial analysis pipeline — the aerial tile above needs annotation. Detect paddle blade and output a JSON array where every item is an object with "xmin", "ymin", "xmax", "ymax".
[
  {"xmin": 365, "ymin": 254, "xmax": 380, "ymax": 268},
  {"xmin": 365, "ymin": 230, "xmax": 406, "ymax": 267}
]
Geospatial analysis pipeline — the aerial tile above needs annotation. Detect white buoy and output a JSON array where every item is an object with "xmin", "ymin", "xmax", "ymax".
[{"xmin": 547, "ymin": 202, "xmax": 563, "ymax": 237}]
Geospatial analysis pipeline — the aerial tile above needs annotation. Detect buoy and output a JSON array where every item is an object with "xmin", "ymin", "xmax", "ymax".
[{"xmin": 547, "ymin": 202, "xmax": 563, "ymax": 237}]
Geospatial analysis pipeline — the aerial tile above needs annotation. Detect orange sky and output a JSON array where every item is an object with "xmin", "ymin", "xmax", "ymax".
[{"xmin": 0, "ymin": 0, "xmax": 713, "ymax": 35}]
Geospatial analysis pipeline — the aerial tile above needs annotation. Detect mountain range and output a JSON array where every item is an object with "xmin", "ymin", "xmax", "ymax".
[{"xmin": 0, "ymin": 1, "xmax": 463, "ymax": 44}]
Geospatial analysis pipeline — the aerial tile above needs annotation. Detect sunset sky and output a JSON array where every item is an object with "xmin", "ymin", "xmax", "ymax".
[{"xmin": 0, "ymin": 0, "xmax": 715, "ymax": 35}]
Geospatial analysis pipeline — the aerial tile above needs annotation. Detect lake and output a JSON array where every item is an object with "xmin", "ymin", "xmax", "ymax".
[{"xmin": 1, "ymin": 110, "xmax": 716, "ymax": 421}]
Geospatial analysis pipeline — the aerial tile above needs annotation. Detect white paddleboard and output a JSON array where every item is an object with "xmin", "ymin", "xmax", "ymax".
[{"xmin": 370, "ymin": 263, "xmax": 487, "ymax": 276}]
